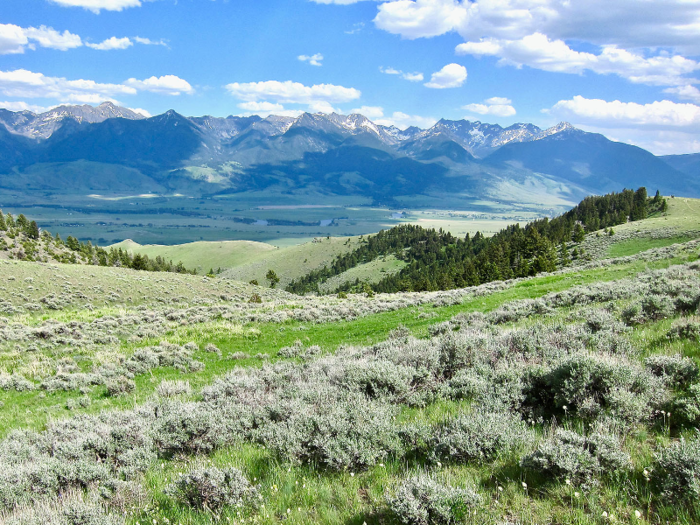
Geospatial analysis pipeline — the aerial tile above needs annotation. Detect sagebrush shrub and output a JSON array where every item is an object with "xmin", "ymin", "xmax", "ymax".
[
  {"xmin": 667, "ymin": 319, "xmax": 700, "ymax": 342},
  {"xmin": 521, "ymin": 429, "xmax": 629, "ymax": 484},
  {"xmin": 645, "ymin": 355, "xmax": 699, "ymax": 389},
  {"xmin": 653, "ymin": 433, "xmax": 700, "ymax": 501},
  {"xmin": 671, "ymin": 383, "xmax": 700, "ymax": 427},
  {"xmin": 165, "ymin": 465, "xmax": 258, "ymax": 511},
  {"xmin": 104, "ymin": 376, "xmax": 135, "ymax": 397},
  {"xmin": 386, "ymin": 474, "xmax": 482, "ymax": 525},
  {"xmin": 432, "ymin": 411, "xmax": 532, "ymax": 463},
  {"xmin": 255, "ymin": 394, "xmax": 402, "ymax": 471}
]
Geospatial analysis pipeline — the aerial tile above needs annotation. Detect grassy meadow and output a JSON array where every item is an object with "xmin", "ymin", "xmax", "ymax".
[{"xmin": 0, "ymin": 198, "xmax": 700, "ymax": 525}]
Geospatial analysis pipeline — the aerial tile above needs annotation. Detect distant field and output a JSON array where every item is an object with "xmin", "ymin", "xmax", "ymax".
[{"xmin": 0, "ymin": 189, "xmax": 560, "ymax": 248}]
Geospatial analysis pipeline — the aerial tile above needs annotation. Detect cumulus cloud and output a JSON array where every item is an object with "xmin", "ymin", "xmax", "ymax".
[
  {"xmin": 298, "ymin": 53, "xmax": 324, "ymax": 66},
  {"xmin": 463, "ymin": 96, "xmax": 516, "ymax": 117},
  {"xmin": 48, "ymin": 0, "xmax": 143, "ymax": 14},
  {"xmin": 457, "ymin": 33, "xmax": 700, "ymax": 86},
  {"xmin": 375, "ymin": 0, "xmax": 467, "ymax": 39},
  {"xmin": 424, "ymin": 63, "xmax": 467, "ymax": 89},
  {"xmin": 375, "ymin": 111, "xmax": 437, "ymax": 129},
  {"xmin": 0, "ymin": 24, "xmax": 82, "ymax": 54},
  {"xmin": 128, "ymin": 107, "xmax": 151, "ymax": 117},
  {"xmin": 367, "ymin": 0, "xmax": 700, "ymax": 88},
  {"xmin": 664, "ymin": 85, "xmax": 700, "ymax": 104},
  {"xmin": 373, "ymin": 0, "xmax": 700, "ymax": 54},
  {"xmin": 350, "ymin": 105, "xmax": 385, "ymax": 119},
  {"xmin": 547, "ymin": 95, "xmax": 700, "ymax": 131},
  {"xmin": 226, "ymin": 80, "xmax": 360, "ymax": 105},
  {"xmin": 0, "ymin": 69, "xmax": 193, "ymax": 106},
  {"xmin": 86, "ymin": 36, "xmax": 133, "ymax": 50},
  {"xmin": 125, "ymin": 75, "xmax": 194, "ymax": 95},
  {"xmin": 0, "ymin": 100, "xmax": 54, "ymax": 113}
]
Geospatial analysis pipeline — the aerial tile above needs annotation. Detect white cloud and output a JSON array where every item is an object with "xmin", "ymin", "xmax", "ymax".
[
  {"xmin": 125, "ymin": 75, "xmax": 194, "ymax": 95},
  {"xmin": 402, "ymin": 72, "xmax": 424, "ymax": 82},
  {"xmin": 238, "ymin": 101, "xmax": 286, "ymax": 112},
  {"xmin": 86, "ymin": 36, "xmax": 133, "ymax": 50},
  {"xmin": 374, "ymin": 0, "xmax": 467, "ymax": 39},
  {"xmin": 0, "ymin": 69, "xmax": 136, "ymax": 102},
  {"xmin": 424, "ymin": 63, "xmax": 467, "ymax": 89},
  {"xmin": 372, "ymin": 0, "xmax": 700, "ymax": 54},
  {"xmin": 23, "ymin": 26, "xmax": 82, "ymax": 51},
  {"xmin": 128, "ymin": 107, "xmax": 151, "ymax": 117},
  {"xmin": 380, "ymin": 66, "xmax": 424, "ymax": 82},
  {"xmin": 463, "ymin": 96, "xmax": 516, "ymax": 117},
  {"xmin": 311, "ymin": 0, "xmax": 372, "ymax": 4},
  {"xmin": 350, "ymin": 105, "xmax": 385, "ymax": 119},
  {"xmin": 48, "ymin": 0, "xmax": 142, "ymax": 14},
  {"xmin": 457, "ymin": 33, "xmax": 700, "ymax": 87},
  {"xmin": 375, "ymin": 111, "xmax": 437, "ymax": 129},
  {"xmin": 548, "ymin": 95, "xmax": 700, "ymax": 131},
  {"xmin": 0, "ymin": 100, "xmax": 53, "ymax": 113},
  {"xmin": 225, "ymin": 80, "xmax": 361, "ymax": 105},
  {"xmin": 0, "ymin": 23, "xmax": 82, "ymax": 54},
  {"xmin": 298, "ymin": 53, "xmax": 324, "ymax": 67},
  {"xmin": 133, "ymin": 37, "xmax": 168, "ymax": 46},
  {"xmin": 0, "ymin": 24, "xmax": 28, "ymax": 55},
  {"xmin": 367, "ymin": 1, "xmax": 700, "ymax": 88},
  {"xmin": 663, "ymin": 85, "xmax": 700, "ymax": 104},
  {"xmin": 0, "ymin": 69, "xmax": 194, "ymax": 105}
]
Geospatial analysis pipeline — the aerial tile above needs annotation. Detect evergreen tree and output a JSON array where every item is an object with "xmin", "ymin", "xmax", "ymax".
[
  {"xmin": 266, "ymin": 269, "xmax": 280, "ymax": 288},
  {"xmin": 0, "ymin": 212, "xmax": 6, "ymax": 232},
  {"xmin": 27, "ymin": 221, "xmax": 40, "ymax": 240}
]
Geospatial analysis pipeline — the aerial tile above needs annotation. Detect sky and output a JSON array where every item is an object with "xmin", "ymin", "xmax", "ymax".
[{"xmin": 1, "ymin": 0, "xmax": 700, "ymax": 155}]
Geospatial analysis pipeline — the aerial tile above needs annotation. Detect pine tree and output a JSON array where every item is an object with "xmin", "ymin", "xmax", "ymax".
[
  {"xmin": 266, "ymin": 269, "xmax": 280, "ymax": 288},
  {"xmin": 28, "ymin": 221, "xmax": 40, "ymax": 240},
  {"xmin": 0, "ymin": 211, "xmax": 6, "ymax": 231}
]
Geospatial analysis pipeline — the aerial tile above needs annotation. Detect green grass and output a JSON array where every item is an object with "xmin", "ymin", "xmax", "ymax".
[
  {"xmin": 607, "ymin": 235, "xmax": 696, "ymax": 258},
  {"xmin": 3, "ymin": 197, "xmax": 700, "ymax": 525}
]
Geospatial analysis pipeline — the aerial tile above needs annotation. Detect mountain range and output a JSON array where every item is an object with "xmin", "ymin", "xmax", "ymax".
[{"xmin": 0, "ymin": 101, "xmax": 697, "ymax": 207}]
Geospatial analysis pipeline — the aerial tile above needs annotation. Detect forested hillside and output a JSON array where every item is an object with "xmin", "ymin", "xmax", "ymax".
[
  {"xmin": 287, "ymin": 188, "xmax": 666, "ymax": 294},
  {"xmin": 0, "ymin": 209, "xmax": 194, "ymax": 274}
]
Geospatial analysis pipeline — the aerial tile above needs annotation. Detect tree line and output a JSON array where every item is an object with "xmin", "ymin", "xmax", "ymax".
[
  {"xmin": 0, "ymin": 210, "xmax": 195, "ymax": 274},
  {"xmin": 287, "ymin": 188, "xmax": 666, "ymax": 295}
]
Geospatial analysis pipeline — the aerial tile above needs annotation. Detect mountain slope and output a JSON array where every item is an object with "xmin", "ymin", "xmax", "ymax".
[
  {"xmin": 484, "ymin": 127, "xmax": 694, "ymax": 195},
  {"xmin": 0, "ymin": 103, "xmax": 698, "ymax": 205},
  {"xmin": 660, "ymin": 153, "xmax": 700, "ymax": 180}
]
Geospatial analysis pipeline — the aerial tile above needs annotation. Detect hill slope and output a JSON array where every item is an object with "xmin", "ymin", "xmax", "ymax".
[
  {"xmin": 2, "ymin": 203, "xmax": 700, "ymax": 524},
  {"xmin": 111, "ymin": 239, "xmax": 277, "ymax": 274}
]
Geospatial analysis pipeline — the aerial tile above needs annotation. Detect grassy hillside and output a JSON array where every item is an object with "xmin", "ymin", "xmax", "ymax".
[
  {"xmin": 221, "ymin": 235, "xmax": 364, "ymax": 287},
  {"xmin": 112, "ymin": 239, "xmax": 277, "ymax": 274},
  {"xmin": 2, "ymin": 199, "xmax": 700, "ymax": 525}
]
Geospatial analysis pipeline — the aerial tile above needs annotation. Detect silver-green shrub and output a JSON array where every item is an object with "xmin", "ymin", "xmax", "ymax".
[
  {"xmin": 521, "ymin": 429, "xmax": 630, "ymax": 484},
  {"xmin": 165, "ymin": 465, "xmax": 258, "ymax": 511},
  {"xmin": 432, "ymin": 411, "xmax": 533, "ymax": 463},
  {"xmin": 653, "ymin": 433, "xmax": 700, "ymax": 501},
  {"xmin": 386, "ymin": 474, "xmax": 482, "ymax": 525}
]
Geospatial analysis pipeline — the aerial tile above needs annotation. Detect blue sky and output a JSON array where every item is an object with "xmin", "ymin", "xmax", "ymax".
[{"xmin": 1, "ymin": 0, "xmax": 700, "ymax": 154}]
